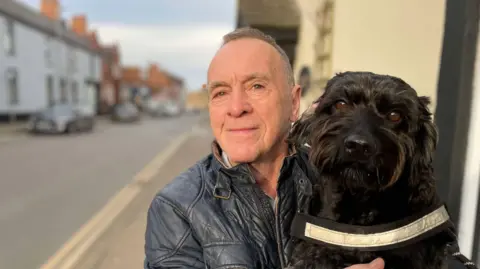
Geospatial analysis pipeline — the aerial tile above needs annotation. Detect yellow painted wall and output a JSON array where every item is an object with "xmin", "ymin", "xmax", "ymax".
[{"xmin": 331, "ymin": 0, "xmax": 446, "ymax": 110}]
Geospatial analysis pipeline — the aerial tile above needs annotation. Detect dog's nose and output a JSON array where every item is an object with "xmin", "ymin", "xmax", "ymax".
[{"xmin": 344, "ymin": 135, "xmax": 375, "ymax": 158}]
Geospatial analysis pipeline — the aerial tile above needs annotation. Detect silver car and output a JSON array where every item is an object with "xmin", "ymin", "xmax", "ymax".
[
  {"xmin": 111, "ymin": 102, "xmax": 141, "ymax": 123},
  {"xmin": 27, "ymin": 104, "xmax": 95, "ymax": 134}
]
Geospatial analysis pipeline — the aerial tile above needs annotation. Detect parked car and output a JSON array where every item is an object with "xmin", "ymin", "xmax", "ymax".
[
  {"xmin": 111, "ymin": 102, "xmax": 141, "ymax": 123},
  {"xmin": 143, "ymin": 98, "xmax": 168, "ymax": 117},
  {"xmin": 27, "ymin": 104, "xmax": 95, "ymax": 134},
  {"xmin": 162, "ymin": 100, "xmax": 182, "ymax": 117}
]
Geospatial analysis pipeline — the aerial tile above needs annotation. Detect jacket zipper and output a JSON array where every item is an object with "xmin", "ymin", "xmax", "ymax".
[
  {"xmin": 274, "ymin": 196, "xmax": 286, "ymax": 268},
  {"xmin": 246, "ymin": 171, "xmax": 281, "ymax": 267}
]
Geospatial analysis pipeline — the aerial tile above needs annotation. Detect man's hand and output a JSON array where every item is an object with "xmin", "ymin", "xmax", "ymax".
[{"xmin": 345, "ymin": 258, "xmax": 385, "ymax": 269}]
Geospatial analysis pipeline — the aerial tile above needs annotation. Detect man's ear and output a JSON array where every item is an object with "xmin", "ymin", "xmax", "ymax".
[{"xmin": 290, "ymin": 84, "xmax": 302, "ymax": 122}]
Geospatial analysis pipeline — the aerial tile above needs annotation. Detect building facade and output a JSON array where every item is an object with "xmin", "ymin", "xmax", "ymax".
[
  {"xmin": 98, "ymin": 44, "xmax": 122, "ymax": 114},
  {"xmin": 0, "ymin": 0, "xmax": 102, "ymax": 118},
  {"xmin": 294, "ymin": 0, "xmax": 446, "ymax": 114},
  {"xmin": 236, "ymin": 0, "xmax": 300, "ymax": 69}
]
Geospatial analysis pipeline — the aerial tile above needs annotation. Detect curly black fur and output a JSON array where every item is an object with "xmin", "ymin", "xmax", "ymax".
[{"xmin": 288, "ymin": 72, "xmax": 451, "ymax": 269}]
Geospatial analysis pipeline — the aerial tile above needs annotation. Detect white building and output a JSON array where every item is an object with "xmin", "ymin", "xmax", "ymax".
[{"xmin": 0, "ymin": 0, "xmax": 102, "ymax": 118}]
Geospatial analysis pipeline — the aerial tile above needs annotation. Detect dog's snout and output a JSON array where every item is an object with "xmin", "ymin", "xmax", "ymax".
[{"xmin": 344, "ymin": 135, "xmax": 375, "ymax": 159}]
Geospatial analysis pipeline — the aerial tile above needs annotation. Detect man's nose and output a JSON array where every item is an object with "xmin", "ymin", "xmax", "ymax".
[
  {"xmin": 343, "ymin": 134, "xmax": 376, "ymax": 160},
  {"xmin": 227, "ymin": 90, "xmax": 252, "ymax": 117}
]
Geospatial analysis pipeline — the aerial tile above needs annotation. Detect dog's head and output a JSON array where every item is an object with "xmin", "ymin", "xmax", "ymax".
[{"xmin": 290, "ymin": 72, "xmax": 438, "ymax": 191}]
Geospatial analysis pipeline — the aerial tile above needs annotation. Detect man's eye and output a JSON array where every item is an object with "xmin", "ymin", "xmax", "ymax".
[
  {"xmin": 213, "ymin": 91, "xmax": 226, "ymax": 98},
  {"xmin": 252, "ymin": 84, "xmax": 264, "ymax": 89}
]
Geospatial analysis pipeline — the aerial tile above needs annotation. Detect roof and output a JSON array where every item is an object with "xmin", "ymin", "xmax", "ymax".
[
  {"xmin": 237, "ymin": 0, "xmax": 300, "ymax": 28},
  {"xmin": 155, "ymin": 66, "xmax": 184, "ymax": 86},
  {"xmin": 167, "ymin": 72, "xmax": 184, "ymax": 85},
  {"xmin": 0, "ymin": 0, "xmax": 100, "ymax": 55}
]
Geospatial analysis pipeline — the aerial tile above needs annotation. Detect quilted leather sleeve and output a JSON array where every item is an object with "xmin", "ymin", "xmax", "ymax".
[{"xmin": 144, "ymin": 195, "xmax": 204, "ymax": 269}]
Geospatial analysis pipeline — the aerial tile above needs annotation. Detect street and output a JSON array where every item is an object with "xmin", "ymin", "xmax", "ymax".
[{"xmin": 0, "ymin": 113, "xmax": 207, "ymax": 269}]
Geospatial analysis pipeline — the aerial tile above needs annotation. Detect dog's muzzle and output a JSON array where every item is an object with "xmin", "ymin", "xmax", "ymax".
[
  {"xmin": 290, "ymin": 204, "xmax": 478, "ymax": 269},
  {"xmin": 344, "ymin": 134, "xmax": 376, "ymax": 161}
]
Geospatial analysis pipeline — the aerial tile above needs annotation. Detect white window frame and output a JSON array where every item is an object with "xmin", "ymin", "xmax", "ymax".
[{"xmin": 3, "ymin": 19, "xmax": 15, "ymax": 56}]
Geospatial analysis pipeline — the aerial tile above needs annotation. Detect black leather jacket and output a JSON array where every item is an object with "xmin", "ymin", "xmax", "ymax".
[{"xmin": 144, "ymin": 143, "xmax": 313, "ymax": 269}]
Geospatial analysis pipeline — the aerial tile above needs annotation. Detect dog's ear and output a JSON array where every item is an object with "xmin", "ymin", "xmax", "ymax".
[
  {"xmin": 288, "ymin": 90, "xmax": 329, "ymax": 146},
  {"xmin": 288, "ymin": 109, "xmax": 315, "ymax": 147},
  {"xmin": 409, "ymin": 96, "xmax": 438, "ymax": 185},
  {"xmin": 415, "ymin": 96, "xmax": 438, "ymax": 164},
  {"xmin": 408, "ymin": 96, "xmax": 439, "ymax": 204}
]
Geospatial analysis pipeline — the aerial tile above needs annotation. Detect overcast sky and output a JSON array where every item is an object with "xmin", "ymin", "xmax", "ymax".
[{"xmin": 18, "ymin": 0, "xmax": 237, "ymax": 91}]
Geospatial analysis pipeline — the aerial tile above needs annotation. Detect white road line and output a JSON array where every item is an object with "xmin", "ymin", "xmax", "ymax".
[{"xmin": 39, "ymin": 129, "xmax": 193, "ymax": 269}]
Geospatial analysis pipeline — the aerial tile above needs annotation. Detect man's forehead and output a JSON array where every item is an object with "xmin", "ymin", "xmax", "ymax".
[
  {"xmin": 207, "ymin": 72, "xmax": 271, "ymax": 89},
  {"xmin": 207, "ymin": 38, "xmax": 285, "ymax": 87},
  {"xmin": 208, "ymin": 55, "xmax": 273, "ymax": 84}
]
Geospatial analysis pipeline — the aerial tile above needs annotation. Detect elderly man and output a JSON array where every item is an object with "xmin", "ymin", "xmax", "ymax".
[{"xmin": 144, "ymin": 27, "xmax": 384, "ymax": 269}]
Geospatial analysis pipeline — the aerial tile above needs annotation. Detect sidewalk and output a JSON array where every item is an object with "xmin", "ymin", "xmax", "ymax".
[
  {"xmin": 0, "ymin": 122, "xmax": 28, "ymax": 144},
  {"xmin": 0, "ymin": 121, "xmax": 27, "ymax": 134},
  {"xmin": 75, "ymin": 124, "xmax": 213, "ymax": 269}
]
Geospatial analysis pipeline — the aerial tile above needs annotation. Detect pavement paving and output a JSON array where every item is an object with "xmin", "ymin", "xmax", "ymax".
[
  {"xmin": 0, "ymin": 113, "xmax": 207, "ymax": 269},
  {"xmin": 0, "ymin": 121, "xmax": 28, "ymax": 143},
  {"xmin": 73, "ymin": 120, "xmax": 213, "ymax": 269},
  {"xmin": 0, "ymin": 121, "xmax": 26, "ymax": 133}
]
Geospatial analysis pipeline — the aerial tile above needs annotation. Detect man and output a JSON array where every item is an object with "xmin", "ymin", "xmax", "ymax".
[{"xmin": 144, "ymin": 27, "xmax": 384, "ymax": 269}]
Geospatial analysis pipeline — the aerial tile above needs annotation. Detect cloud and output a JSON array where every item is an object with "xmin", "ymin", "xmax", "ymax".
[{"xmin": 92, "ymin": 23, "xmax": 234, "ymax": 90}]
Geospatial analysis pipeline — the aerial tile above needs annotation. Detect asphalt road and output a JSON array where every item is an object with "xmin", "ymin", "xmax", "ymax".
[{"xmin": 0, "ymin": 113, "xmax": 206, "ymax": 269}]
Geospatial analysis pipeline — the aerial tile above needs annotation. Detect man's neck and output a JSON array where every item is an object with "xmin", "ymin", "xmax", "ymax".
[{"xmin": 249, "ymin": 141, "xmax": 290, "ymax": 198}]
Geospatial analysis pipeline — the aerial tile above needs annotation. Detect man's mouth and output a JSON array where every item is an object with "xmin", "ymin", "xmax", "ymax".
[{"xmin": 228, "ymin": 127, "xmax": 258, "ymax": 135}]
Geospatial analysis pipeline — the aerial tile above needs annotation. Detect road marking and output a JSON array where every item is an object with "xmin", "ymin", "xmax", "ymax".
[
  {"xmin": 39, "ymin": 130, "xmax": 193, "ymax": 269},
  {"xmin": 134, "ymin": 131, "xmax": 192, "ymax": 184}
]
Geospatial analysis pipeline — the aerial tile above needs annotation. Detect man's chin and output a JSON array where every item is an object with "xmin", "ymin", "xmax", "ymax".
[
  {"xmin": 228, "ymin": 155, "xmax": 257, "ymax": 165},
  {"xmin": 225, "ymin": 149, "xmax": 260, "ymax": 165}
]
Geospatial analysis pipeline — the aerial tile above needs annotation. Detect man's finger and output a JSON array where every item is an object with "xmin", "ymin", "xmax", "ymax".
[{"xmin": 344, "ymin": 258, "xmax": 385, "ymax": 269}]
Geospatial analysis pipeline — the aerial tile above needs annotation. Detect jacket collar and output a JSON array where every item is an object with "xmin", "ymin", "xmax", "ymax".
[{"xmin": 210, "ymin": 140, "xmax": 304, "ymax": 199}]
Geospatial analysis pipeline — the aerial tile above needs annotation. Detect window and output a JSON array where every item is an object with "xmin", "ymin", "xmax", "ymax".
[
  {"xmin": 6, "ymin": 69, "xmax": 19, "ymax": 105},
  {"xmin": 3, "ymin": 19, "xmax": 15, "ymax": 56},
  {"xmin": 45, "ymin": 37, "xmax": 53, "ymax": 67},
  {"xmin": 59, "ymin": 78, "xmax": 68, "ymax": 103},
  {"xmin": 46, "ymin": 75, "xmax": 54, "ymax": 106},
  {"xmin": 71, "ymin": 81, "xmax": 79, "ymax": 104}
]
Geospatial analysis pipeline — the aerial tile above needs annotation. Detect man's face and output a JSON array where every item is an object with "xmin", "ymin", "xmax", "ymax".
[{"xmin": 207, "ymin": 38, "xmax": 301, "ymax": 164}]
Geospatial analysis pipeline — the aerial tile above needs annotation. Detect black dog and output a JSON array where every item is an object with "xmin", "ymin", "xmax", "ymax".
[{"xmin": 287, "ymin": 72, "xmax": 454, "ymax": 269}]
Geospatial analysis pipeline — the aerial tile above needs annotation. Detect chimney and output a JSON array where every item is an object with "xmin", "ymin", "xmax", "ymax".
[
  {"xmin": 40, "ymin": 0, "xmax": 60, "ymax": 20},
  {"xmin": 71, "ymin": 15, "xmax": 87, "ymax": 36}
]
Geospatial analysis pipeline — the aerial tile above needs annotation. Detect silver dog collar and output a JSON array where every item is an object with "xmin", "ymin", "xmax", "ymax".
[{"xmin": 291, "ymin": 204, "xmax": 454, "ymax": 251}]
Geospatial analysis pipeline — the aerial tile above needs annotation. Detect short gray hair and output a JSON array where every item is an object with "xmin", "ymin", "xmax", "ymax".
[{"xmin": 222, "ymin": 27, "xmax": 295, "ymax": 87}]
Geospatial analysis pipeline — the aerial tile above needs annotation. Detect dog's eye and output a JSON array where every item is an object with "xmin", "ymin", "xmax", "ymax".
[
  {"xmin": 334, "ymin": 101, "xmax": 349, "ymax": 111},
  {"xmin": 387, "ymin": 111, "xmax": 402, "ymax": 122}
]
